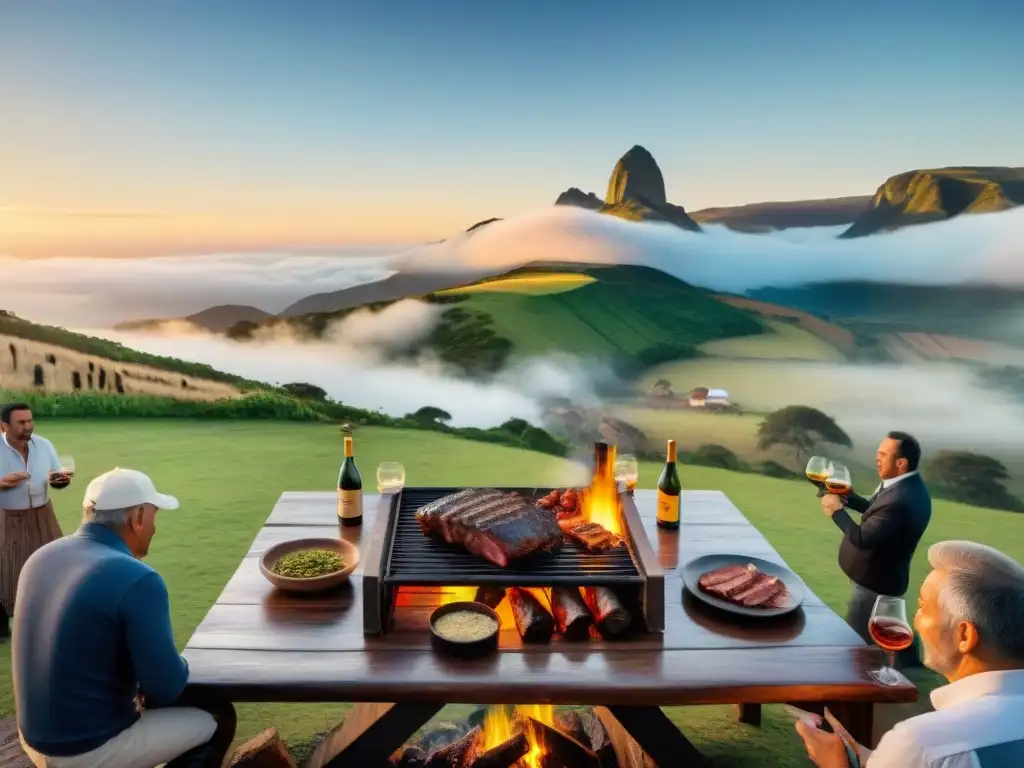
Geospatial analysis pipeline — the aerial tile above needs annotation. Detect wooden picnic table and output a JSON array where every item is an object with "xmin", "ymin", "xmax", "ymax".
[{"xmin": 182, "ymin": 489, "xmax": 917, "ymax": 767}]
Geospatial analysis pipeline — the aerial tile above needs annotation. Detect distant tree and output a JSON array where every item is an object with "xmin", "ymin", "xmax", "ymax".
[
  {"xmin": 410, "ymin": 406, "xmax": 453, "ymax": 425},
  {"xmin": 225, "ymin": 320, "xmax": 259, "ymax": 340},
  {"xmin": 282, "ymin": 382, "xmax": 328, "ymax": 401},
  {"xmin": 649, "ymin": 379, "xmax": 674, "ymax": 399},
  {"xmin": 924, "ymin": 450, "xmax": 1024, "ymax": 512},
  {"xmin": 756, "ymin": 405, "xmax": 852, "ymax": 462},
  {"xmin": 500, "ymin": 418, "xmax": 531, "ymax": 438},
  {"xmin": 757, "ymin": 460, "xmax": 801, "ymax": 480},
  {"xmin": 687, "ymin": 444, "xmax": 747, "ymax": 472}
]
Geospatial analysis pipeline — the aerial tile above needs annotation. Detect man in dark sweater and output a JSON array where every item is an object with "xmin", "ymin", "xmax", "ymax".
[
  {"xmin": 13, "ymin": 468, "xmax": 235, "ymax": 768},
  {"xmin": 821, "ymin": 431, "xmax": 932, "ymax": 668}
]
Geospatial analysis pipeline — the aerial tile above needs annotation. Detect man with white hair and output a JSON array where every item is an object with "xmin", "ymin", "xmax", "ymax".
[
  {"xmin": 797, "ymin": 540, "xmax": 1024, "ymax": 767},
  {"xmin": 12, "ymin": 468, "xmax": 236, "ymax": 768}
]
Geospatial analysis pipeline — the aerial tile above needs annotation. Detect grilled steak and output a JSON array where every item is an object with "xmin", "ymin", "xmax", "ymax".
[
  {"xmin": 416, "ymin": 489, "xmax": 563, "ymax": 567},
  {"xmin": 557, "ymin": 515, "xmax": 623, "ymax": 552},
  {"xmin": 698, "ymin": 563, "xmax": 790, "ymax": 609}
]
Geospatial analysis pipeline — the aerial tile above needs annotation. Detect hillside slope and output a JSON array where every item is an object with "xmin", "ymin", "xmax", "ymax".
[
  {"xmin": 841, "ymin": 167, "xmax": 1024, "ymax": 238},
  {"xmin": 244, "ymin": 264, "xmax": 763, "ymax": 377},
  {"xmin": 116, "ymin": 304, "xmax": 274, "ymax": 333},
  {"xmin": 692, "ymin": 196, "xmax": 871, "ymax": 232}
]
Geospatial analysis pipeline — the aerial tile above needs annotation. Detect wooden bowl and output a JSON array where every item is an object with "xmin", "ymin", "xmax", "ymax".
[
  {"xmin": 259, "ymin": 537, "xmax": 359, "ymax": 593},
  {"xmin": 429, "ymin": 601, "xmax": 500, "ymax": 659}
]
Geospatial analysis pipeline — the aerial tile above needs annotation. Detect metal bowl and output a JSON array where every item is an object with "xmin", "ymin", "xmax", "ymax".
[
  {"xmin": 259, "ymin": 537, "xmax": 359, "ymax": 593},
  {"xmin": 429, "ymin": 601, "xmax": 500, "ymax": 658}
]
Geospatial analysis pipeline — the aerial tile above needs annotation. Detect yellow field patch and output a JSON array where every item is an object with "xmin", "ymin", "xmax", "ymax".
[{"xmin": 439, "ymin": 272, "xmax": 596, "ymax": 296}]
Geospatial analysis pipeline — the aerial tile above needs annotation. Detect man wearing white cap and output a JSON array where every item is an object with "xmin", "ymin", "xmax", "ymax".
[{"xmin": 12, "ymin": 468, "xmax": 236, "ymax": 768}]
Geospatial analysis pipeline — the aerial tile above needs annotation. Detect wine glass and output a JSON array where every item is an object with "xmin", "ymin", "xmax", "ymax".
[
  {"xmin": 58, "ymin": 455, "xmax": 75, "ymax": 475},
  {"xmin": 376, "ymin": 462, "xmax": 406, "ymax": 493},
  {"xmin": 825, "ymin": 462, "xmax": 853, "ymax": 498},
  {"xmin": 615, "ymin": 454, "xmax": 639, "ymax": 494},
  {"xmin": 805, "ymin": 456, "xmax": 831, "ymax": 497},
  {"xmin": 868, "ymin": 596, "xmax": 914, "ymax": 685}
]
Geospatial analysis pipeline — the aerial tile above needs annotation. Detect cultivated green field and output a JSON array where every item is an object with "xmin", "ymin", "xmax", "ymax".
[
  {"xmin": 699, "ymin": 319, "xmax": 845, "ymax": 362},
  {"xmin": 438, "ymin": 272, "xmax": 596, "ymax": 296},
  {"xmin": 4, "ymin": 420, "xmax": 1022, "ymax": 764},
  {"xmin": 445, "ymin": 265, "xmax": 764, "ymax": 359}
]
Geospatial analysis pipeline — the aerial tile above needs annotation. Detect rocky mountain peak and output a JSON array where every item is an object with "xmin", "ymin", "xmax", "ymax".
[{"xmin": 605, "ymin": 145, "xmax": 667, "ymax": 206}]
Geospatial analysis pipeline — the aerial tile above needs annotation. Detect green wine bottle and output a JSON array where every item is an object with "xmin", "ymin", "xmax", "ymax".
[
  {"xmin": 338, "ymin": 435, "xmax": 363, "ymax": 527},
  {"xmin": 656, "ymin": 439, "xmax": 681, "ymax": 530}
]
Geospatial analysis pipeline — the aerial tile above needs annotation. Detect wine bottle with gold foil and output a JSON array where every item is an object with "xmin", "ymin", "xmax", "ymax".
[
  {"xmin": 656, "ymin": 439, "xmax": 681, "ymax": 529},
  {"xmin": 338, "ymin": 435, "xmax": 363, "ymax": 527}
]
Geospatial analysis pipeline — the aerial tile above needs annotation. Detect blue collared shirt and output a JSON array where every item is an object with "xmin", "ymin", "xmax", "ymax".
[
  {"xmin": 0, "ymin": 432, "xmax": 61, "ymax": 509},
  {"xmin": 13, "ymin": 523, "xmax": 190, "ymax": 757}
]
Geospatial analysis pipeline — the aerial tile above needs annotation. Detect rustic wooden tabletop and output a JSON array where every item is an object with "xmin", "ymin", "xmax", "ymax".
[{"xmin": 182, "ymin": 488, "xmax": 917, "ymax": 766}]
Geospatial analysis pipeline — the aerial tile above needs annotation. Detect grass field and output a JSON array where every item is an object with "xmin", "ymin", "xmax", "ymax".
[
  {"xmin": 438, "ymin": 272, "xmax": 596, "ymax": 296},
  {"xmin": 699, "ymin": 320, "xmax": 846, "ymax": 362},
  {"xmin": 5, "ymin": 420, "xmax": 1024, "ymax": 764},
  {"xmin": 443, "ymin": 265, "xmax": 764, "ymax": 359}
]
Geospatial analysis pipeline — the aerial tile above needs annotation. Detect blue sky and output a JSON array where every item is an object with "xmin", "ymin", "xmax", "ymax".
[{"xmin": 1, "ymin": 0, "xmax": 1022, "ymax": 255}]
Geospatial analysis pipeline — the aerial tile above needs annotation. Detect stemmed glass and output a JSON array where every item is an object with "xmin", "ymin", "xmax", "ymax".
[
  {"xmin": 825, "ymin": 462, "xmax": 853, "ymax": 498},
  {"xmin": 615, "ymin": 454, "xmax": 639, "ymax": 494},
  {"xmin": 868, "ymin": 596, "xmax": 914, "ymax": 685},
  {"xmin": 805, "ymin": 456, "xmax": 831, "ymax": 497},
  {"xmin": 376, "ymin": 462, "xmax": 406, "ymax": 493}
]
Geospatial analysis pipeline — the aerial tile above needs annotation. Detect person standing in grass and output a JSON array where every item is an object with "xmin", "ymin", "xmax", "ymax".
[
  {"xmin": 0, "ymin": 402, "xmax": 71, "ymax": 637},
  {"xmin": 13, "ymin": 467, "xmax": 236, "ymax": 768},
  {"xmin": 797, "ymin": 540, "xmax": 1024, "ymax": 767},
  {"xmin": 821, "ymin": 431, "xmax": 931, "ymax": 668}
]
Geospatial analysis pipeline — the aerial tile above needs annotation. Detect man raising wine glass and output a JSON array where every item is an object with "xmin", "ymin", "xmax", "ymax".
[{"xmin": 820, "ymin": 431, "xmax": 931, "ymax": 669}]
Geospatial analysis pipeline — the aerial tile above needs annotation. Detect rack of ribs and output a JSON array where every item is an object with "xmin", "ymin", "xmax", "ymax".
[{"xmin": 416, "ymin": 489, "xmax": 563, "ymax": 568}]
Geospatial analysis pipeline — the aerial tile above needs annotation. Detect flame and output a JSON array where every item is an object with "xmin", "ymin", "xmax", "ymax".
[
  {"xmin": 479, "ymin": 704, "xmax": 555, "ymax": 766},
  {"xmin": 582, "ymin": 442, "xmax": 624, "ymax": 537}
]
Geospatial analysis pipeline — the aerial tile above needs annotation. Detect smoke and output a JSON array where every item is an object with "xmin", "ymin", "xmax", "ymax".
[{"xmin": 85, "ymin": 300, "xmax": 603, "ymax": 427}]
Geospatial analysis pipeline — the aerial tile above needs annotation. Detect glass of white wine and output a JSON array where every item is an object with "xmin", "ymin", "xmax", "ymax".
[
  {"xmin": 376, "ymin": 462, "xmax": 406, "ymax": 493},
  {"xmin": 615, "ymin": 454, "xmax": 639, "ymax": 494}
]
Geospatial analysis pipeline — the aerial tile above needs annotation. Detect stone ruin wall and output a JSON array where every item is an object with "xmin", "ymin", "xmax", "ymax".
[{"xmin": 0, "ymin": 333, "xmax": 241, "ymax": 402}]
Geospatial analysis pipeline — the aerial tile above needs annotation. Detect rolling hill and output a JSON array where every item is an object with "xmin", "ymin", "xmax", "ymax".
[
  {"xmin": 235, "ymin": 263, "xmax": 765, "ymax": 378},
  {"xmin": 116, "ymin": 304, "xmax": 275, "ymax": 333},
  {"xmin": 840, "ymin": 167, "xmax": 1024, "ymax": 238},
  {"xmin": 692, "ymin": 196, "xmax": 871, "ymax": 232}
]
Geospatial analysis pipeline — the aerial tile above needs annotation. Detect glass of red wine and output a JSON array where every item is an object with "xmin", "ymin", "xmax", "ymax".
[{"xmin": 868, "ymin": 595, "xmax": 914, "ymax": 685}]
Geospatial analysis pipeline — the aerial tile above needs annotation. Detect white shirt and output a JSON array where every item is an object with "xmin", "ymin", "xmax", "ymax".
[
  {"xmin": 0, "ymin": 433, "xmax": 61, "ymax": 510},
  {"xmin": 879, "ymin": 470, "xmax": 919, "ymax": 491},
  {"xmin": 867, "ymin": 669, "xmax": 1024, "ymax": 767}
]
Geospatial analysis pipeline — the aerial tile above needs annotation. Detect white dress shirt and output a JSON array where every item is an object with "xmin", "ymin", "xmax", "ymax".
[
  {"xmin": 866, "ymin": 669, "xmax": 1024, "ymax": 767},
  {"xmin": 0, "ymin": 433, "xmax": 61, "ymax": 510}
]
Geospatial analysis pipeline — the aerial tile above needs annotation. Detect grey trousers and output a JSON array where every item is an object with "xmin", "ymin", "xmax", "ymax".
[{"xmin": 846, "ymin": 582, "xmax": 921, "ymax": 668}]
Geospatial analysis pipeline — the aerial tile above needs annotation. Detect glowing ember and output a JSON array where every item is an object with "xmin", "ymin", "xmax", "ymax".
[{"xmin": 582, "ymin": 442, "xmax": 624, "ymax": 537}]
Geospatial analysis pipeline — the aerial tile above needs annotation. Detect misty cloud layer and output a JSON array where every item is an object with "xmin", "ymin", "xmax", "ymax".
[{"xmin": 5, "ymin": 204, "xmax": 1024, "ymax": 329}]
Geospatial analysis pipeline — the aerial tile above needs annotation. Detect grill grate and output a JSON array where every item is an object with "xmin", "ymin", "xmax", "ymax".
[{"xmin": 383, "ymin": 487, "xmax": 642, "ymax": 587}]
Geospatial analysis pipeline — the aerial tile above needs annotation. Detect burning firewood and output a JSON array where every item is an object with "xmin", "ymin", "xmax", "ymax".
[
  {"xmin": 390, "ymin": 744, "xmax": 427, "ymax": 768},
  {"xmin": 508, "ymin": 587, "xmax": 555, "ymax": 643},
  {"xmin": 549, "ymin": 587, "xmax": 594, "ymax": 641},
  {"xmin": 555, "ymin": 710, "xmax": 617, "ymax": 768},
  {"xmin": 523, "ymin": 716, "xmax": 600, "ymax": 768},
  {"xmin": 467, "ymin": 731, "xmax": 529, "ymax": 768},
  {"xmin": 473, "ymin": 586, "xmax": 507, "ymax": 610},
  {"xmin": 424, "ymin": 726, "xmax": 481, "ymax": 768},
  {"xmin": 582, "ymin": 586, "xmax": 631, "ymax": 637}
]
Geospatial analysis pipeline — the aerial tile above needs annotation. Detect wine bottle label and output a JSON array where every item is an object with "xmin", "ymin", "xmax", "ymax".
[
  {"xmin": 338, "ymin": 489, "xmax": 363, "ymax": 519},
  {"xmin": 656, "ymin": 490, "xmax": 680, "ymax": 523}
]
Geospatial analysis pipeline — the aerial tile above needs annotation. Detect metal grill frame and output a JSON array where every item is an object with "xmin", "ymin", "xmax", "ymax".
[{"xmin": 362, "ymin": 486, "xmax": 665, "ymax": 635}]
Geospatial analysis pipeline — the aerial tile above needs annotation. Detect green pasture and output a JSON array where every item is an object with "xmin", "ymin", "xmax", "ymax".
[
  {"xmin": 698, "ymin": 319, "xmax": 845, "ymax": 362},
  {"xmin": 4, "ymin": 420, "xmax": 1021, "ymax": 764}
]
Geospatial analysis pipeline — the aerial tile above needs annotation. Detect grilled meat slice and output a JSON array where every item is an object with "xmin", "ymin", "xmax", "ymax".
[
  {"xmin": 697, "ymin": 564, "xmax": 751, "ymax": 589},
  {"xmin": 416, "ymin": 490, "xmax": 563, "ymax": 567},
  {"xmin": 416, "ymin": 489, "xmax": 503, "ymax": 535},
  {"xmin": 702, "ymin": 565, "xmax": 760, "ymax": 599},
  {"xmin": 556, "ymin": 515, "xmax": 622, "ymax": 552}
]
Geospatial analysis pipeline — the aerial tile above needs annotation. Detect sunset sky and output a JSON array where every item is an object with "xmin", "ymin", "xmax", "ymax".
[{"xmin": 2, "ymin": 0, "xmax": 1022, "ymax": 257}]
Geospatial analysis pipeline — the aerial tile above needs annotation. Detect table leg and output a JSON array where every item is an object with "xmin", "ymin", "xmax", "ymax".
[
  {"xmin": 310, "ymin": 702, "xmax": 444, "ymax": 767},
  {"xmin": 603, "ymin": 705, "xmax": 707, "ymax": 767},
  {"xmin": 822, "ymin": 701, "xmax": 875, "ymax": 747},
  {"xmin": 734, "ymin": 703, "xmax": 762, "ymax": 726}
]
